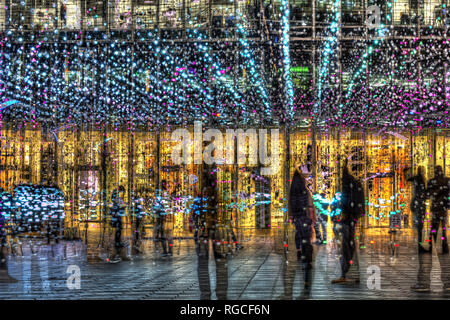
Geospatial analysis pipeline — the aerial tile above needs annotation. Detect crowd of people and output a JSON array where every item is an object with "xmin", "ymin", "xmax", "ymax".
[
  {"xmin": 0, "ymin": 184, "xmax": 66, "ymax": 282},
  {"xmin": 405, "ymin": 165, "xmax": 450, "ymax": 291},
  {"xmin": 107, "ymin": 173, "xmax": 240, "ymax": 265},
  {"xmin": 286, "ymin": 161, "xmax": 449, "ymax": 294},
  {"xmin": 107, "ymin": 180, "xmax": 175, "ymax": 262},
  {"xmin": 0, "ymin": 162, "xmax": 448, "ymax": 296}
]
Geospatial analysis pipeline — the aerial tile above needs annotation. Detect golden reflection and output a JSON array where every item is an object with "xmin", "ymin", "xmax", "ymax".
[{"xmin": 0, "ymin": 126, "xmax": 447, "ymax": 234}]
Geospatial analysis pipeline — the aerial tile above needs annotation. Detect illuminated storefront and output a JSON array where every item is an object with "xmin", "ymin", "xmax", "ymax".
[{"xmin": 0, "ymin": 124, "xmax": 447, "ymax": 236}]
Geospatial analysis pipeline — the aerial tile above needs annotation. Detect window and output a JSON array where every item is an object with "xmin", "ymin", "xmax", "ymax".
[
  {"xmin": 135, "ymin": 1, "xmax": 157, "ymax": 29},
  {"xmin": 160, "ymin": 0, "xmax": 183, "ymax": 28},
  {"xmin": 186, "ymin": 0, "xmax": 208, "ymax": 28}
]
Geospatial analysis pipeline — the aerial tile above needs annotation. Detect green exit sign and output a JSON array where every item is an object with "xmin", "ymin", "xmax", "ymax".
[{"xmin": 291, "ymin": 66, "xmax": 309, "ymax": 73}]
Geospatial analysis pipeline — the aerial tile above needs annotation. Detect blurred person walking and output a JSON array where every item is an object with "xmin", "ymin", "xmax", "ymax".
[
  {"xmin": 313, "ymin": 192, "xmax": 329, "ymax": 245},
  {"xmin": 412, "ymin": 166, "xmax": 450, "ymax": 292},
  {"xmin": 332, "ymin": 162, "xmax": 365, "ymax": 284},
  {"xmin": 288, "ymin": 166, "xmax": 316, "ymax": 292},
  {"xmin": 153, "ymin": 180, "xmax": 173, "ymax": 257},
  {"xmin": 405, "ymin": 166, "xmax": 428, "ymax": 253},
  {"xmin": 111, "ymin": 186, "xmax": 126, "ymax": 262},
  {"xmin": 131, "ymin": 191, "xmax": 146, "ymax": 254},
  {"xmin": 195, "ymin": 164, "xmax": 229, "ymax": 300}
]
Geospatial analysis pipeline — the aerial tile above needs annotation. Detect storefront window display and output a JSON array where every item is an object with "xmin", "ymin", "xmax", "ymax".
[{"xmin": 0, "ymin": 126, "xmax": 446, "ymax": 241}]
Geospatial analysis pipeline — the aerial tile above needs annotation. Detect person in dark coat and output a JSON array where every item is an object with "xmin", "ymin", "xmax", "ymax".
[
  {"xmin": 332, "ymin": 163, "xmax": 364, "ymax": 284},
  {"xmin": 425, "ymin": 166, "xmax": 449, "ymax": 252},
  {"xmin": 111, "ymin": 186, "xmax": 126, "ymax": 262},
  {"xmin": 131, "ymin": 191, "xmax": 146, "ymax": 254},
  {"xmin": 412, "ymin": 166, "xmax": 450, "ymax": 292},
  {"xmin": 288, "ymin": 167, "xmax": 316, "ymax": 291},
  {"xmin": 405, "ymin": 166, "xmax": 427, "ymax": 252},
  {"xmin": 195, "ymin": 164, "xmax": 229, "ymax": 300}
]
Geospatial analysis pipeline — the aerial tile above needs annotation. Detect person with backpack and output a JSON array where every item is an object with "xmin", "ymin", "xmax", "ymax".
[
  {"xmin": 288, "ymin": 166, "xmax": 316, "ymax": 291},
  {"xmin": 332, "ymin": 163, "xmax": 364, "ymax": 284}
]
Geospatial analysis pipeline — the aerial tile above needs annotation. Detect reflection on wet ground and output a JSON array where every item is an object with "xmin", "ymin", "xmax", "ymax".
[{"xmin": 1, "ymin": 229, "xmax": 450, "ymax": 300}]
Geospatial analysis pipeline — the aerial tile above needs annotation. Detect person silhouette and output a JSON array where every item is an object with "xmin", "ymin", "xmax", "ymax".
[
  {"xmin": 195, "ymin": 163, "xmax": 230, "ymax": 300},
  {"xmin": 111, "ymin": 186, "xmax": 126, "ymax": 262},
  {"xmin": 405, "ymin": 166, "xmax": 427, "ymax": 253},
  {"xmin": 412, "ymin": 166, "xmax": 449, "ymax": 292},
  {"xmin": 0, "ymin": 188, "xmax": 17, "ymax": 283},
  {"xmin": 279, "ymin": 242, "xmax": 296, "ymax": 299},
  {"xmin": 276, "ymin": 216, "xmax": 313, "ymax": 300},
  {"xmin": 332, "ymin": 162, "xmax": 364, "ymax": 284},
  {"xmin": 313, "ymin": 192, "xmax": 329, "ymax": 245},
  {"xmin": 288, "ymin": 165, "xmax": 316, "ymax": 294},
  {"xmin": 426, "ymin": 166, "xmax": 449, "ymax": 253},
  {"xmin": 153, "ymin": 181, "xmax": 172, "ymax": 257},
  {"xmin": 131, "ymin": 190, "xmax": 145, "ymax": 254}
]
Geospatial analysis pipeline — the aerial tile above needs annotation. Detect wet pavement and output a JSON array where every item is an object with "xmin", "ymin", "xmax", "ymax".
[{"xmin": 0, "ymin": 228, "xmax": 449, "ymax": 300}]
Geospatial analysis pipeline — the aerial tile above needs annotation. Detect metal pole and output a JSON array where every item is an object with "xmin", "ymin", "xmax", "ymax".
[
  {"xmin": 156, "ymin": 129, "xmax": 160, "ymax": 191},
  {"xmin": 312, "ymin": 125, "xmax": 317, "ymax": 193}
]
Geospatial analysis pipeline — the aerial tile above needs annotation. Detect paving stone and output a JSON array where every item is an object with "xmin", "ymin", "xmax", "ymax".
[{"xmin": 0, "ymin": 231, "xmax": 448, "ymax": 299}]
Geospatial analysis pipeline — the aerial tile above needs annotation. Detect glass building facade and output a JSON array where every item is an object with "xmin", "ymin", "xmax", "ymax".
[
  {"xmin": 0, "ymin": 1, "xmax": 448, "ymax": 241},
  {"xmin": 0, "ymin": 125, "xmax": 447, "ymax": 240},
  {"xmin": 0, "ymin": 0, "xmax": 448, "ymax": 126}
]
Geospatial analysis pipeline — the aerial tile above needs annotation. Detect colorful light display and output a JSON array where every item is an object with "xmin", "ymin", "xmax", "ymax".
[{"xmin": 0, "ymin": 1, "xmax": 447, "ymax": 128}]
